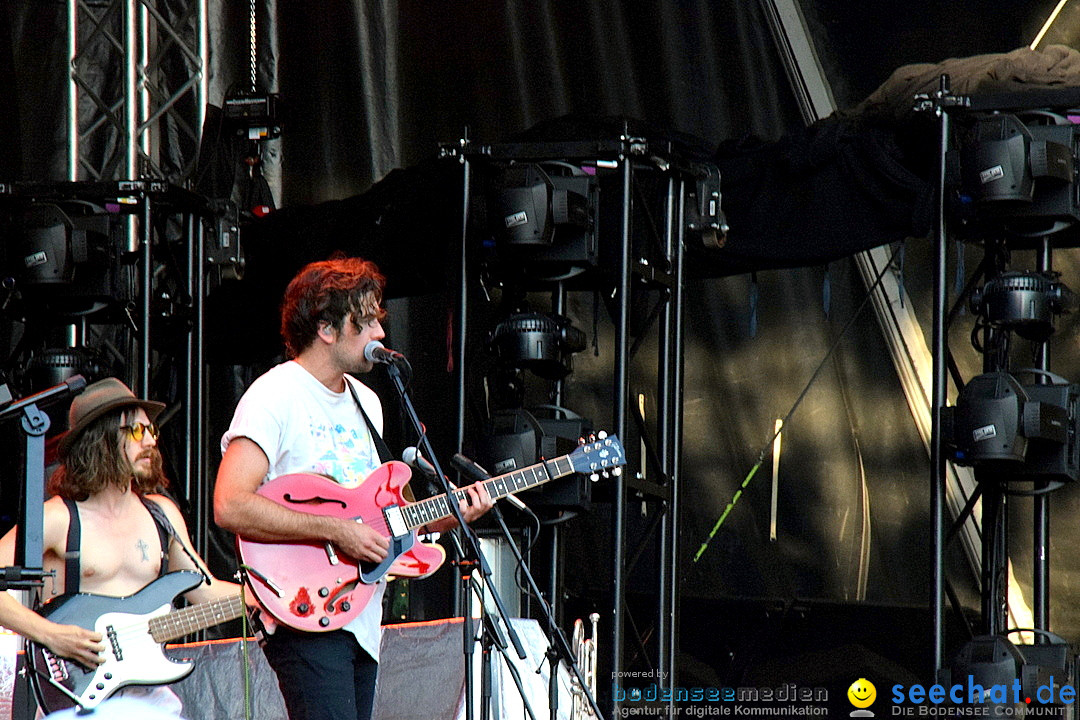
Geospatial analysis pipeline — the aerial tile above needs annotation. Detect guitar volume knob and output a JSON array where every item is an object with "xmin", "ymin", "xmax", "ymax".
[
  {"xmin": 297, "ymin": 603, "xmax": 310, "ymax": 614},
  {"xmin": 318, "ymin": 587, "xmax": 329, "ymax": 597},
  {"xmin": 340, "ymin": 601, "xmax": 351, "ymax": 612},
  {"xmin": 319, "ymin": 617, "xmax": 330, "ymax": 627}
]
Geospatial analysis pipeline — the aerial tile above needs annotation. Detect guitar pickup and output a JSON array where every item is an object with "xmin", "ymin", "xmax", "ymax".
[
  {"xmin": 384, "ymin": 506, "xmax": 407, "ymax": 537},
  {"xmin": 106, "ymin": 625, "xmax": 122, "ymax": 661}
]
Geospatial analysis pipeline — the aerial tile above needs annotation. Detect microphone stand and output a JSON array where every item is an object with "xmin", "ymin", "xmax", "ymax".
[
  {"xmin": 456, "ymin": 456, "xmax": 605, "ymax": 720},
  {"xmin": 0, "ymin": 375, "xmax": 87, "ymax": 591},
  {"xmin": 382, "ymin": 362, "xmax": 530, "ymax": 720},
  {"xmin": 0, "ymin": 375, "xmax": 86, "ymax": 719}
]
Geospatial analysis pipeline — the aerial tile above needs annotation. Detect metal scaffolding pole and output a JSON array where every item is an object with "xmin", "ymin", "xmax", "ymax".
[
  {"xmin": 63, "ymin": 0, "xmax": 211, "ymax": 561},
  {"xmin": 67, "ymin": 0, "xmax": 208, "ymax": 184},
  {"xmin": 442, "ymin": 133, "xmax": 691, "ymax": 718}
]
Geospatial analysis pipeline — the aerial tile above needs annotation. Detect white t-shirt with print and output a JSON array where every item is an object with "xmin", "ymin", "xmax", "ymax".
[{"xmin": 221, "ymin": 360, "xmax": 387, "ymax": 660}]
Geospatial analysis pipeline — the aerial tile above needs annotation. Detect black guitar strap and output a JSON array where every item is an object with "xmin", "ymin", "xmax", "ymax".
[
  {"xmin": 139, "ymin": 497, "xmax": 176, "ymax": 570},
  {"xmin": 141, "ymin": 496, "xmax": 212, "ymax": 585},
  {"xmin": 61, "ymin": 498, "xmax": 80, "ymax": 596},
  {"xmin": 345, "ymin": 375, "xmax": 393, "ymax": 464},
  {"xmin": 61, "ymin": 496, "xmax": 189, "ymax": 594}
]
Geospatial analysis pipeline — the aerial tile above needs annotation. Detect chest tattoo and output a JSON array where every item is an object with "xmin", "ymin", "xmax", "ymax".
[{"xmin": 136, "ymin": 538, "xmax": 151, "ymax": 562}]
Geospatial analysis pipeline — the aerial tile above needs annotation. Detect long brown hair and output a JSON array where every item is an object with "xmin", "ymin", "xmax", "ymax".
[{"xmin": 48, "ymin": 409, "xmax": 169, "ymax": 500}]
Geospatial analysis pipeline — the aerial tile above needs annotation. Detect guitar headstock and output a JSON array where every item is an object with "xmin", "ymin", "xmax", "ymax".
[{"xmin": 568, "ymin": 433, "xmax": 625, "ymax": 480}]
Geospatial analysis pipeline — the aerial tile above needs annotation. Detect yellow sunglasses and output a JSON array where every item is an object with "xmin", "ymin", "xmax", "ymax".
[{"xmin": 119, "ymin": 421, "xmax": 159, "ymax": 442}]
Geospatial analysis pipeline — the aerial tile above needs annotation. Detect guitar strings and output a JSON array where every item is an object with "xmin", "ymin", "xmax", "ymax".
[{"xmin": 100, "ymin": 596, "xmax": 245, "ymax": 644}]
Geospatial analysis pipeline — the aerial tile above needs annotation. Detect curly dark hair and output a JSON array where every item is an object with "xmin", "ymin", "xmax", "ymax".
[
  {"xmin": 48, "ymin": 409, "xmax": 169, "ymax": 501},
  {"xmin": 280, "ymin": 256, "xmax": 387, "ymax": 358}
]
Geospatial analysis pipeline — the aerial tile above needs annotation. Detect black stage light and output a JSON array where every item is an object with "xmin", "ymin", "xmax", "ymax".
[
  {"xmin": 488, "ymin": 312, "xmax": 587, "ymax": 380},
  {"xmin": 23, "ymin": 346, "xmax": 112, "ymax": 398},
  {"xmin": 971, "ymin": 271, "xmax": 1076, "ymax": 342},
  {"xmin": 6, "ymin": 202, "xmax": 120, "ymax": 318},
  {"xmin": 961, "ymin": 114, "xmax": 1037, "ymax": 204},
  {"xmin": 223, "ymin": 90, "xmax": 282, "ymax": 140},
  {"xmin": 492, "ymin": 163, "xmax": 590, "ymax": 246},
  {"xmin": 939, "ymin": 635, "xmax": 1025, "ymax": 712},
  {"xmin": 1013, "ymin": 371, "xmax": 1080, "ymax": 484},
  {"xmin": 474, "ymin": 407, "xmax": 592, "ymax": 515},
  {"xmin": 943, "ymin": 370, "xmax": 1080, "ymax": 481},
  {"xmin": 943, "ymin": 372, "xmax": 1028, "ymax": 465},
  {"xmin": 487, "ymin": 163, "xmax": 598, "ymax": 281},
  {"xmin": 17, "ymin": 204, "xmax": 80, "ymax": 285},
  {"xmin": 957, "ymin": 111, "xmax": 1079, "ymax": 238}
]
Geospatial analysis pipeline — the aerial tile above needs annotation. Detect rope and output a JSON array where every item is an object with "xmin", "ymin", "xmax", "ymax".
[
  {"xmin": 692, "ymin": 245, "xmax": 902, "ymax": 563},
  {"xmin": 249, "ymin": 0, "xmax": 257, "ymax": 92}
]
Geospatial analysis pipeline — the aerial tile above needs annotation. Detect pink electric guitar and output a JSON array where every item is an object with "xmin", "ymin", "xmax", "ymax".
[{"xmin": 237, "ymin": 435, "xmax": 624, "ymax": 631}]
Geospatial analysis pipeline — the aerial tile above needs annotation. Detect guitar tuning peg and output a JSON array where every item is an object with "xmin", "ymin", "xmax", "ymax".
[
  {"xmin": 588, "ymin": 433, "xmax": 596, "ymax": 443},
  {"xmin": 601, "ymin": 470, "xmax": 610, "ymax": 478},
  {"xmin": 597, "ymin": 430, "xmax": 608, "ymax": 440},
  {"xmin": 577, "ymin": 437, "xmax": 585, "ymax": 446},
  {"xmin": 589, "ymin": 473, "xmax": 599, "ymax": 482},
  {"xmin": 612, "ymin": 467, "xmax": 623, "ymax": 477}
]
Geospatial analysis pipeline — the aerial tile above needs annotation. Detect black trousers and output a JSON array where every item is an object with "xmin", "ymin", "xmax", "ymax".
[{"xmin": 261, "ymin": 627, "xmax": 378, "ymax": 720}]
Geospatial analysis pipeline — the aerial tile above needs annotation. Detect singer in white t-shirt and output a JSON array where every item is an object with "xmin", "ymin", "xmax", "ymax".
[{"xmin": 214, "ymin": 256, "xmax": 491, "ymax": 720}]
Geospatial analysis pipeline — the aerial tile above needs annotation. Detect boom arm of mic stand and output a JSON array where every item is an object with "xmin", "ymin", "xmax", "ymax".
[
  {"xmin": 383, "ymin": 363, "xmax": 528, "ymax": 662},
  {"xmin": 486, "ymin": 491, "xmax": 606, "ymax": 720}
]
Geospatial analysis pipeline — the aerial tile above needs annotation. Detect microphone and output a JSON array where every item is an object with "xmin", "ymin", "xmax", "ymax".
[
  {"xmin": 451, "ymin": 453, "xmax": 530, "ymax": 512},
  {"xmin": 364, "ymin": 340, "xmax": 407, "ymax": 366},
  {"xmin": 402, "ymin": 446, "xmax": 438, "ymax": 477}
]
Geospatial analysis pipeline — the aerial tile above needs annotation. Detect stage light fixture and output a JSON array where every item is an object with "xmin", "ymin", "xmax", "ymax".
[
  {"xmin": 970, "ymin": 271, "xmax": 1075, "ymax": 342},
  {"xmin": 956, "ymin": 111, "xmax": 1079, "ymax": 238},
  {"xmin": 486, "ymin": 162, "xmax": 598, "ymax": 281},
  {"xmin": 474, "ymin": 407, "xmax": 593, "ymax": 515},
  {"xmin": 944, "ymin": 372, "xmax": 1029, "ymax": 466},
  {"xmin": 223, "ymin": 90, "xmax": 282, "ymax": 140},
  {"xmin": 939, "ymin": 635, "xmax": 1024, "ymax": 712},
  {"xmin": 5, "ymin": 202, "xmax": 120, "ymax": 318},
  {"xmin": 943, "ymin": 370, "xmax": 1080, "ymax": 481},
  {"xmin": 17, "ymin": 203, "xmax": 81, "ymax": 285},
  {"xmin": 488, "ymin": 311, "xmax": 587, "ymax": 380}
]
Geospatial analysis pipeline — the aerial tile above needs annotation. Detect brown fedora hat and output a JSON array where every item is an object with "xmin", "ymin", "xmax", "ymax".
[{"xmin": 57, "ymin": 377, "xmax": 166, "ymax": 456}]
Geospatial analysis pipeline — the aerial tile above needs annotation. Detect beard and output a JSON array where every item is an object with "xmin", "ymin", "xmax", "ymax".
[
  {"xmin": 131, "ymin": 447, "xmax": 165, "ymax": 485},
  {"xmin": 329, "ymin": 338, "xmax": 374, "ymax": 376}
]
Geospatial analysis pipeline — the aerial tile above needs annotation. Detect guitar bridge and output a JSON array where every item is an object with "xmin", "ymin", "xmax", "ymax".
[{"xmin": 41, "ymin": 648, "xmax": 70, "ymax": 681}]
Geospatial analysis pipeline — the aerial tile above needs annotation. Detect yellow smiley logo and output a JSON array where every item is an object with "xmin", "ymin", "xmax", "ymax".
[{"xmin": 847, "ymin": 678, "xmax": 876, "ymax": 708}]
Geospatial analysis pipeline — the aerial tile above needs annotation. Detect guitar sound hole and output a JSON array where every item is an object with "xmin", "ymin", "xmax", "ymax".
[{"xmin": 282, "ymin": 494, "xmax": 348, "ymax": 510}]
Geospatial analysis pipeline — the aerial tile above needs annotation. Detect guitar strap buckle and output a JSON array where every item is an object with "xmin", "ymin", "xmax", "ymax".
[{"xmin": 246, "ymin": 607, "xmax": 272, "ymax": 643}]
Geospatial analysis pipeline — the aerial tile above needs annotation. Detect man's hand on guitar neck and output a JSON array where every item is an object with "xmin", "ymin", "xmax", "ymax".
[{"xmin": 422, "ymin": 481, "xmax": 494, "ymax": 535}]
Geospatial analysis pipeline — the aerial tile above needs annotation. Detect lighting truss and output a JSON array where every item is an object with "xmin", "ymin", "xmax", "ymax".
[{"xmin": 67, "ymin": 0, "xmax": 208, "ymax": 183}]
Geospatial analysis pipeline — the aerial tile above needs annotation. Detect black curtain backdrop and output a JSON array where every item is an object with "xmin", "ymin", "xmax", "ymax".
[{"xmin": 6, "ymin": 0, "xmax": 1080, "ymax": 678}]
